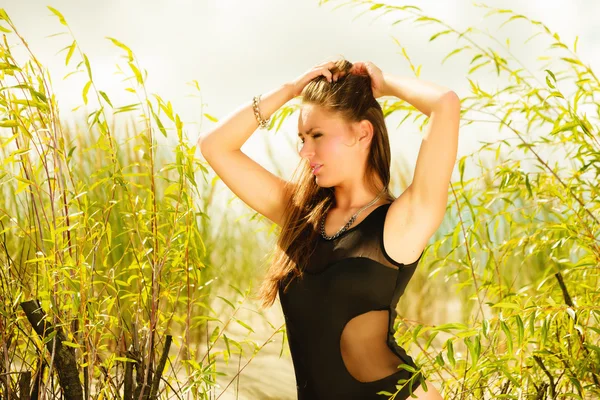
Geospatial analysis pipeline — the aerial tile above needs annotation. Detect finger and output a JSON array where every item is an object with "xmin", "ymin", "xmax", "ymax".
[
  {"xmin": 321, "ymin": 67, "xmax": 333, "ymax": 82},
  {"xmin": 334, "ymin": 71, "xmax": 346, "ymax": 82},
  {"xmin": 351, "ymin": 63, "xmax": 366, "ymax": 75}
]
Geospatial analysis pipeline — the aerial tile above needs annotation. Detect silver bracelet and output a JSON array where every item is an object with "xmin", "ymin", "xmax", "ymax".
[{"xmin": 252, "ymin": 95, "xmax": 271, "ymax": 129}]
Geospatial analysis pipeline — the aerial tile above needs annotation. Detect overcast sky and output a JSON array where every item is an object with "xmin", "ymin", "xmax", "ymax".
[{"xmin": 3, "ymin": 0, "xmax": 599, "ymax": 186}]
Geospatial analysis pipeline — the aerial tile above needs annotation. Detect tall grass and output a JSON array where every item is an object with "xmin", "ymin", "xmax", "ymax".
[
  {"xmin": 310, "ymin": 2, "xmax": 600, "ymax": 398},
  {"xmin": 0, "ymin": 6, "xmax": 271, "ymax": 399},
  {"xmin": 1, "ymin": 1, "xmax": 599, "ymax": 399}
]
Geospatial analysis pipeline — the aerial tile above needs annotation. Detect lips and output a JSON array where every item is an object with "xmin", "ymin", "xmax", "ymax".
[{"xmin": 312, "ymin": 164, "xmax": 322, "ymax": 174}]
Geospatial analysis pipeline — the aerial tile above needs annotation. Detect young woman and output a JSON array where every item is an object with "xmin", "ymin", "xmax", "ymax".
[{"xmin": 198, "ymin": 58, "xmax": 459, "ymax": 399}]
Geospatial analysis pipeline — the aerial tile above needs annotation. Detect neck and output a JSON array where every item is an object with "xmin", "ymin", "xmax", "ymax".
[{"xmin": 332, "ymin": 188, "xmax": 386, "ymax": 212}]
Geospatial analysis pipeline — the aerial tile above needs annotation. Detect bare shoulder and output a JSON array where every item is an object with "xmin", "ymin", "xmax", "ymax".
[{"xmin": 383, "ymin": 185, "xmax": 433, "ymax": 265}]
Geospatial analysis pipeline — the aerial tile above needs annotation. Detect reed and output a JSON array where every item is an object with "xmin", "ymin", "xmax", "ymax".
[{"xmin": 0, "ymin": 2, "xmax": 599, "ymax": 399}]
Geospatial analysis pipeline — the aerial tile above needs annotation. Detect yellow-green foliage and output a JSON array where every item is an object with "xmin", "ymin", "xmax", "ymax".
[{"xmin": 0, "ymin": 2, "xmax": 599, "ymax": 399}]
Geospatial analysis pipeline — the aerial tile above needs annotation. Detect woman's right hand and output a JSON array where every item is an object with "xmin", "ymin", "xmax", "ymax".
[{"xmin": 289, "ymin": 61, "xmax": 346, "ymax": 98}]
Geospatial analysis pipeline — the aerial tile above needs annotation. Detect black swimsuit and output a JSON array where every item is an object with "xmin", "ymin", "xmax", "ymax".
[{"xmin": 279, "ymin": 203, "xmax": 425, "ymax": 399}]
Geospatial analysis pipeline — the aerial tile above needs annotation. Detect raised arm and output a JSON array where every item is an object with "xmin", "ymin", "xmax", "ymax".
[
  {"xmin": 383, "ymin": 73, "xmax": 461, "ymax": 237},
  {"xmin": 197, "ymin": 83, "xmax": 296, "ymax": 227},
  {"xmin": 197, "ymin": 60, "xmax": 343, "ymax": 227}
]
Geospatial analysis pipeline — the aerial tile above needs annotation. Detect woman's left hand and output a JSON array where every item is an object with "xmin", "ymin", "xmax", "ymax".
[{"xmin": 348, "ymin": 61, "xmax": 389, "ymax": 98}]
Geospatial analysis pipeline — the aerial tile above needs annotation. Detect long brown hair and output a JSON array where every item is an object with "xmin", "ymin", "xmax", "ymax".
[{"xmin": 254, "ymin": 58, "xmax": 396, "ymax": 310}]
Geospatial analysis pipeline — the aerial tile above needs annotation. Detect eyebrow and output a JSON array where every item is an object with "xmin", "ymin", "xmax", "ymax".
[{"xmin": 297, "ymin": 127, "xmax": 319, "ymax": 137}]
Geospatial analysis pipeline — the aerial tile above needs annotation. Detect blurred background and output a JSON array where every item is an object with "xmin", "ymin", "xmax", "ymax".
[{"xmin": 1, "ymin": 1, "xmax": 599, "ymax": 399}]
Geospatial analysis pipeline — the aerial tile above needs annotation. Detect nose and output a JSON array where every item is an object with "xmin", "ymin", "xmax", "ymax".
[{"xmin": 298, "ymin": 141, "xmax": 314, "ymax": 159}]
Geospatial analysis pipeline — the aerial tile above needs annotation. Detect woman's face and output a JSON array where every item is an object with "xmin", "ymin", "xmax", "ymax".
[{"xmin": 297, "ymin": 104, "xmax": 368, "ymax": 187}]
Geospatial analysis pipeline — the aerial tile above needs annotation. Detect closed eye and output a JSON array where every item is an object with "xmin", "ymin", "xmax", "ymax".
[{"xmin": 299, "ymin": 133, "xmax": 322, "ymax": 144}]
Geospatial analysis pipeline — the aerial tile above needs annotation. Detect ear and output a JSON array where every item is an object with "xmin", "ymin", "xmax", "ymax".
[{"xmin": 357, "ymin": 119, "xmax": 374, "ymax": 150}]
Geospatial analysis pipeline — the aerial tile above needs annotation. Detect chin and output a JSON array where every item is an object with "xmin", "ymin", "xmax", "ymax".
[{"xmin": 314, "ymin": 179, "xmax": 335, "ymax": 189}]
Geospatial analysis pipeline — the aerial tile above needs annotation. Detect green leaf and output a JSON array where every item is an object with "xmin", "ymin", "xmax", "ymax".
[
  {"xmin": 14, "ymin": 175, "xmax": 35, "ymax": 186},
  {"xmin": 11, "ymin": 99, "xmax": 48, "ymax": 111},
  {"xmin": 106, "ymin": 37, "xmax": 134, "ymax": 61},
  {"xmin": 541, "ymin": 317, "xmax": 549, "ymax": 347},
  {"xmin": 525, "ymin": 174, "xmax": 533, "ymax": 198},
  {"xmin": 584, "ymin": 343, "xmax": 600, "ymax": 356},
  {"xmin": 209, "ymin": 325, "xmax": 220, "ymax": 344},
  {"xmin": 446, "ymin": 339, "xmax": 455, "ymax": 367},
  {"xmin": 99, "ymin": 91, "xmax": 113, "ymax": 107},
  {"xmin": 149, "ymin": 102, "xmax": 167, "ymax": 137},
  {"xmin": 499, "ymin": 14, "xmax": 527, "ymax": 29},
  {"xmin": 545, "ymin": 91, "xmax": 565, "ymax": 101},
  {"xmin": 424, "ymin": 330, "xmax": 438, "ymax": 350},
  {"xmin": 129, "ymin": 62, "xmax": 144, "ymax": 85},
  {"xmin": 396, "ymin": 363, "xmax": 416, "ymax": 373},
  {"xmin": 561, "ymin": 57, "xmax": 583, "ymax": 66},
  {"xmin": 415, "ymin": 16, "xmax": 441, "ymax": 24},
  {"xmin": 83, "ymin": 54, "xmax": 92, "ymax": 79},
  {"xmin": 0, "ymin": 119, "xmax": 18, "ymax": 128},
  {"xmin": 442, "ymin": 46, "xmax": 470, "ymax": 65},
  {"xmin": 412, "ymin": 324, "xmax": 423, "ymax": 342},
  {"xmin": 0, "ymin": 9, "xmax": 10, "ymax": 22},
  {"xmin": 47, "ymin": 6, "xmax": 67, "ymax": 26},
  {"xmin": 491, "ymin": 302, "xmax": 520, "ymax": 310},
  {"xmin": 114, "ymin": 102, "xmax": 141, "ymax": 114},
  {"xmin": 482, "ymin": 318, "xmax": 490, "ymax": 338},
  {"xmin": 0, "ymin": 62, "xmax": 21, "ymax": 71},
  {"xmin": 545, "ymin": 69, "xmax": 556, "ymax": 83},
  {"xmin": 31, "ymin": 89, "xmax": 47, "ymax": 103},
  {"xmin": 203, "ymin": 113, "xmax": 218, "ymax": 123},
  {"xmin": 529, "ymin": 310, "xmax": 536, "ymax": 336},
  {"xmin": 82, "ymin": 81, "xmax": 92, "ymax": 105},
  {"xmin": 515, "ymin": 315, "xmax": 524, "ymax": 348},
  {"xmin": 191, "ymin": 315, "xmax": 221, "ymax": 324},
  {"xmin": 467, "ymin": 335, "xmax": 481, "ymax": 367},
  {"xmin": 549, "ymin": 121, "xmax": 578, "ymax": 135},
  {"xmin": 216, "ymin": 296, "xmax": 235, "ymax": 310},
  {"xmin": 470, "ymin": 54, "xmax": 483, "ymax": 65},
  {"xmin": 468, "ymin": 60, "xmax": 490, "ymax": 74},
  {"xmin": 429, "ymin": 29, "xmax": 452, "ymax": 42},
  {"xmin": 234, "ymin": 318, "xmax": 254, "ymax": 333},
  {"xmin": 114, "ymin": 357, "xmax": 138, "ymax": 363},
  {"xmin": 223, "ymin": 333, "xmax": 231, "ymax": 363},
  {"xmin": 501, "ymin": 320, "xmax": 513, "ymax": 354},
  {"xmin": 65, "ymin": 41, "xmax": 76, "ymax": 66},
  {"xmin": 432, "ymin": 322, "xmax": 468, "ymax": 332}
]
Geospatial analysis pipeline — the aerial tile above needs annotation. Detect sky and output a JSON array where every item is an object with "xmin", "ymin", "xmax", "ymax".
[{"xmin": 2, "ymin": 0, "xmax": 599, "ymax": 192}]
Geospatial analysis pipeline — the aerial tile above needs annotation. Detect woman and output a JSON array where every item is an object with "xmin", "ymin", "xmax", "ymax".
[{"xmin": 198, "ymin": 58, "xmax": 459, "ymax": 399}]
